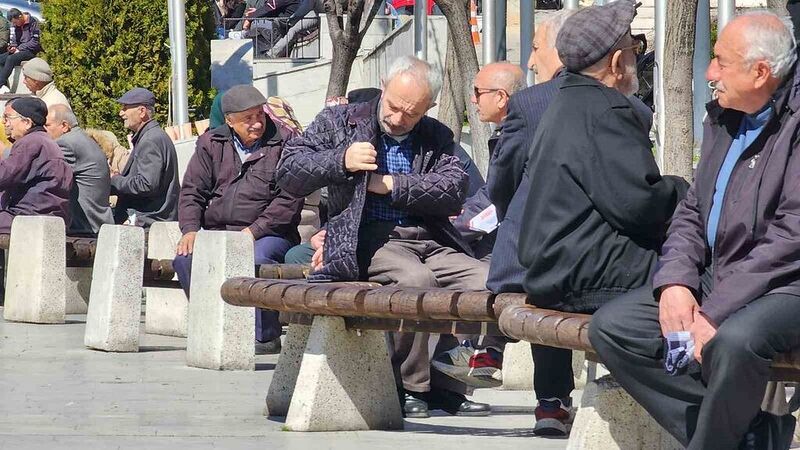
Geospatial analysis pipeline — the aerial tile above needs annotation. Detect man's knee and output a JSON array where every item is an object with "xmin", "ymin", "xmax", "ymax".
[
  {"xmin": 390, "ymin": 264, "xmax": 437, "ymax": 288},
  {"xmin": 705, "ymin": 324, "xmax": 766, "ymax": 364}
]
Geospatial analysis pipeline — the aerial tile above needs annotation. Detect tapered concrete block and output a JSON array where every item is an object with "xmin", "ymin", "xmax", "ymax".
[
  {"xmin": 284, "ymin": 316, "xmax": 404, "ymax": 432},
  {"xmin": 3, "ymin": 216, "xmax": 66, "ymax": 324},
  {"xmin": 186, "ymin": 230, "xmax": 255, "ymax": 370},
  {"xmin": 567, "ymin": 375, "xmax": 682, "ymax": 450},
  {"xmin": 266, "ymin": 323, "xmax": 311, "ymax": 416},
  {"xmin": 145, "ymin": 287, "xmax": 188, "ymax": 337},
  {"xmin": 501, "ymin": 341, "xmax": 534, "ymax": 390},
  {"xmin": 84, "ymin": 225, "xmax": 146, "ymax": 352},
  {"xmin": 65, "ymin": 267, "xmax": 92, "ymax": 314},
  {"xmin": 144, "ymin": 221, "xmax": 188, "ymax": 337}
]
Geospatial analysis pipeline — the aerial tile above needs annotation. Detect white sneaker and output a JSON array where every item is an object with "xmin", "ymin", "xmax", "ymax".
[{"xmin": 0, "ymin": 85, "xmax": 10, "ymax": 94}]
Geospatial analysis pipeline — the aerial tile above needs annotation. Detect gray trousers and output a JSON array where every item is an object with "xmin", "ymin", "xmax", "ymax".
[
  {"xmin": 362, "ymin": 224, "xmax": 489, "ymax": 395},
  {"xmin": 589, "ymin": 285, "xmax": 800, "ymax": 449}
]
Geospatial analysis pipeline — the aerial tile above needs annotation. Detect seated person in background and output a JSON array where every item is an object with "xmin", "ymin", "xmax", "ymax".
[
  {"xmin": 84, "ymin": 128, "xmax": 130, "ymax": 177},
  {"xmin": 242, "ymin": 0, "xmax": 300, "ymax": 30},
  {"xmin": 277, "ymin": 55, "xmax": 492, "ymax": 419},
  {"xmin": 22, "ymin": 58, "xmax": 70, "ymax": 110},
  {"xmin": 111, "ymin": 87, "xmax": 180, "ymax": 227},
  {"xmin": 45, "ymin": 104, "xmax": 114, "ymax": 236},
  {"xmin": 591, "ymin": 12, "xmax": 800, "ymax": 449},
  {"xmin": 175, "ymin": 85, "xmax": 304, "ymax": 355},
  {"xmin": 0, "ymin": 9, "xmax": 41, "ymax": 94},
  {"xmin": 0, "ymin": 98, "xmax": 72, "ymax": 233},
  {"xmin": 212, "ymin": 0, "xmax": 246, "ymax": 38}
]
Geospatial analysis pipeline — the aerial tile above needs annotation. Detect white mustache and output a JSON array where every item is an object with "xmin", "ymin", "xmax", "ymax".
[{"xmin": 708, "ymin": 80, "xmax": 725, "ymax": 99}]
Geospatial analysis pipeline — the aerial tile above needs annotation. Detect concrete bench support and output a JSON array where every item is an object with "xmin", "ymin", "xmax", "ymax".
[
  {"xmin": 144, "ymin": 221, "xmax": 187, "ymax": 337},
  {"xmin": 186, "ymin": 230, "xmax": 255, "ymax": 370},
  {"xmin": 284, "ymin": 316, "xmax": 403, "ymax": 432},
  {"xmin": 84, "ymin": 225, "xmax": 146, "ymax": 352},
  {"xmin": 65, "ymin": 267, "xmax": 92, "ymax": 314},
  {"xmin": 567, "ymin": 375, "xmax": 681, "ymax": 450},
  {"xmin": 501, "ymin": 341, "xmax": 534, "ymax": 390},
  {"xmin": 266, "ymin": 323, "xmax": 311, "ymax": 417},
  {"xmin": 3, "ymin": 216, "xmax": 66, "ymax": 324}
]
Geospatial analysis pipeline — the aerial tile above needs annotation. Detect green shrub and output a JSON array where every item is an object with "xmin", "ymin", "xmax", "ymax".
[{"xmin": 41, "ymin": 0, "xmax": 216, "ymax": 138}]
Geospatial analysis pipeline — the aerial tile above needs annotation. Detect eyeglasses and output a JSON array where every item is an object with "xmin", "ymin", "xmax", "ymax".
[
  {"xmin": 2, "ymin": 113, "xmax": 21, "ymax": 121},
  {"xmin": 620, "ymin": 35, "xmax": 647, "ymax": 56},
  {"xmin": 473, "ymin": 87, "xmax": 506, "ymax": 98}
]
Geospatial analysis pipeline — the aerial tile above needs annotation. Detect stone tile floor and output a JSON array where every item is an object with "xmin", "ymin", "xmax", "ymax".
[{"xmin": 0, "ymin": 309, "xmax": 571, "ymax": 450}]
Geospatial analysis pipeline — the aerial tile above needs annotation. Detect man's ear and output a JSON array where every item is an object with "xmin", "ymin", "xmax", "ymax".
[
  {"xmin": 610, "ymin": 50, "xmax": 624, "ymax": 79},
  {"xmin": 753, "ymin": 61, "xmax": 772, "ymax": 90}
]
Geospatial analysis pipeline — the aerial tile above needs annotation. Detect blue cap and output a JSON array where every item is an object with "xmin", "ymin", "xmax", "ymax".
[{"xmin": 116, "ymin": 87, "xmax": 157, "ymax": 107}]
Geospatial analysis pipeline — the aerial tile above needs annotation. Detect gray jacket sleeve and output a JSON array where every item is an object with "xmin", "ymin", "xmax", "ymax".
[{"xmin": 277, "ymin": 107, "xmax": 351, "ymax": 197}]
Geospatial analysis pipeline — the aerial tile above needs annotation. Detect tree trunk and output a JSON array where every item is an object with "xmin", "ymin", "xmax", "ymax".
[
  {"xmin": 663, "ymin": 0, "xmax": 697, "ymax": 181},
  {"xmin": 436, "ymin": 0, "xmax": 491, "ymax": 176},
  {"xmin": 438, "ymin": 30, "xmax": 467, "ymax": 143},
  {"xmin": 324, "ymin": 0, "xmax": 382, "ymax": 98},
  {"xmin": 767, "ymin": 0, "xmax": 789, "ymax": 17}
]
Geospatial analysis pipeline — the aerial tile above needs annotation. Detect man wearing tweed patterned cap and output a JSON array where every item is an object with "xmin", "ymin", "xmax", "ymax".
[{"xmin": 515, "ymin": 0, "xmax": 689, "ymax": 436}]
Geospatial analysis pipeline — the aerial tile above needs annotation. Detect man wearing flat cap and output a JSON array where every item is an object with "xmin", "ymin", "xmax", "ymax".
[
  {"xmin": 22, "ymin": 57, "xmax": 70, "ymax": 110},
  {"xmin": 515, "ymin": 0, "xmax": 689, "ymax": 433},
  {"xmin": 112, "ymin": 87, "xmax": 179, "ymax": 226},
  {"xmin": 0, "ymin": 97, "xmax": 72, "ymax": 233},
  {"xmin": 175, "ymin": 84, "xmax": 304, "ymax": 354}
]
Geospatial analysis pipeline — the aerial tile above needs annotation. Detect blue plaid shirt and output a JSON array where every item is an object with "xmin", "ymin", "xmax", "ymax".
[{"xmin": 365, "ymin": 134, "xmax": 414, "ymax": 223}]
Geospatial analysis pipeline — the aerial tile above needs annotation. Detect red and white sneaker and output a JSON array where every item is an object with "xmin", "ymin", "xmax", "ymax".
[
  {"xmin": 534, "ymin": 397, "xmax": 575, "ymax": 436},
  {"xmin": 432, "ymin": 341, "xmax": 504, "ymax": 388}
]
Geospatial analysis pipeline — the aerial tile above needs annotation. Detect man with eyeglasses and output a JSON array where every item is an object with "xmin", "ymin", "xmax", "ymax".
[
  {"xmin": 0, "ymin": 97, "xmax": 72, "ymax": 233},
  {"xmin": 111, "ymin": 87, "xmax": 179, "ymax": 227},
  {"xmin": 516, "ymin": 0, "xmax": 688, "ymax": 436}
]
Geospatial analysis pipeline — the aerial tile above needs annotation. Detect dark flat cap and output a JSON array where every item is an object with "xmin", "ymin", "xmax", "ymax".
[
  {"xmin": 10, "ymin": 97, "xmax": 47, "ymax": 127},
  {"xmin": 116, "ymin": 87, "xmax": 157, "ymax": 107},
  {"xmin": 222, "ymin": 85, "xmax": 267, "ymax": 114},
  {"xmin": 556, "ymin": 0, "xmax": 638, "ymax": 73}
]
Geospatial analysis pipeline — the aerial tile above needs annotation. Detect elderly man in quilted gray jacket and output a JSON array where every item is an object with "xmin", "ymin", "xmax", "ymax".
[{"xmin": 277, "ymin": 55, "xmax": 491, "ymax": 419}]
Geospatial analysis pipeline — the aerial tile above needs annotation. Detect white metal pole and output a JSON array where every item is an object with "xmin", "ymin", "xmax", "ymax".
[
  {"xmin": 693, "ymin": 0, "xmax": 711, "ymax": 148},
  {"xmin": 169, "ymin": 0, "xmax": 190, "ymax": 139},
  {"xmin": 654, "ymin": 0, "xmax": 666, "ymax": 169},
  {"xmin": 563, "ymin": 0, "xmax": 580, "ymax": 10},
  {"xmin": 718, "ymin": 0, "xmax": 735, "ymax": 32},
  {"xmin": 520, "ymin": 0, "xmax": 534, "ymax": 86},
  {"xmin": 482, "ymin": 0, "xmax": 496, "ymax": 64},
  {"xmin": 414, "ymin": 0, "xmax": 428, "ymax": 60}
]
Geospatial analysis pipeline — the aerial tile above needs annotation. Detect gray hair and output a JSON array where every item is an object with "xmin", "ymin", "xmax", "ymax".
[
  {"xmin": 541, "ymin": 9, "xmax": 579, "ymax": 47},
  {"xmin": 738, "ymin": 10, "xmax": 797, "ymax": 80},
  {"xmin": 385, "ymin": 55, "xmax": 443, "ymax": 102},
  {"xmin": 50, "ymin": 104, "xmax": 78, "ymax": 128}
]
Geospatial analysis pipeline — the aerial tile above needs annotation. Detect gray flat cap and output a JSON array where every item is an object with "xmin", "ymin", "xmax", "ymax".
[
  {"xmin": 222, "ymin": 85, "xmax": 267, "ymax": 114},
  {"xmin": 116, "ymin": 87, "xmax": 157, "ymax": 107},
  {"xmin": 556, "ymin": 0, "xmax": 638, "ymax": 73},
  {"xmin": 22, "ymin": 58, "xmax": 53, "ymax": 83}
]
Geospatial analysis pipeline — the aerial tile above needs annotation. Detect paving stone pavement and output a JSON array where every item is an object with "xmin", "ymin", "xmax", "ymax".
[{"xmin": 0, "ymin": 309, "xmax": 573, "ymax": 450}]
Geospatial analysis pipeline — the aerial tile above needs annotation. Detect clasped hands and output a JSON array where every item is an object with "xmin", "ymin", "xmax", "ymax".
[
  {"xmin": 345, "ymin": 142, "xmax": 393, "ymax": 194},
  {"xmin": 659, "ymin": 285, "xmax": 718, "ymax": 364}
]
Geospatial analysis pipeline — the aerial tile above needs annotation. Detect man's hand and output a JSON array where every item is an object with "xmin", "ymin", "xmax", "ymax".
[
  {"xmin": 367, "ymin": 173, "xmax": 393, "ymax": 195},
  {"xmin": 176, "ymin": 232, "xmax": 197, "ymax": 256},
  {"xmin": 311, "ymin": 245, "xmax": 324, "ymax": 271},
  {"xmin": 245, "ymin": 7, "xmax": 256, "ymax": 15},
  {"xmin": 690, "ymin": 310, "xmax": 717, "ymax": 364},
  {"xmin": 309, "ymin": 229, "xmax": 326, "ymax": 250},
  {"xmin": 658, "ymin": 285, "xmax": 698, "ymax": 336},
  {"xmin": 243, "ymin": 20, "xmax": 251, "ymax": 30},
  {"xmin": 344, "ymin": 142, "xmax": 378, "ymax": 172},
  {"xmin": 8, "ymin": 46, "xmax": 16, "ymax": 54},
  {"xmin": 242, "ymin": 227, "xmax": 254, "ymax": 239}
]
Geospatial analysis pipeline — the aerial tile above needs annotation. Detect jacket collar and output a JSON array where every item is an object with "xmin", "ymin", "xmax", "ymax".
[
  {"xmin": 132, "ymin": 120, "xmax": 159, "ymax": 146},
  {"xmin": 35, "ymin": 82, "xmax": 56, "ymax": 98}
]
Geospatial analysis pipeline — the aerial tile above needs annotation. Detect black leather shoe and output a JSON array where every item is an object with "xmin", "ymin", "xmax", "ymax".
[
  {"xmin": 403, "ymin": 393, "xmax": 430, "ymax": 418},
  {"xmin": 255, "ymin": 338, "xmax": 282, "ymax": 355},
  {"xmin": 431, "ymin": 389, "xmax": 491, "ymax": 417}
]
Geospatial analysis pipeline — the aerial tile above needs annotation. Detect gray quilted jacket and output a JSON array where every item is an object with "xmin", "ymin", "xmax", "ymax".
[{"xmin": 277, "ymin": 97, "xmax": 471, "ymax": 281}]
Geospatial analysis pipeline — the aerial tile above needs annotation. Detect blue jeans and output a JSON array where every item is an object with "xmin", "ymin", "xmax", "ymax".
[{"xmin": 173, "ymin": 234, "xmax": 293, "ymax": 342}]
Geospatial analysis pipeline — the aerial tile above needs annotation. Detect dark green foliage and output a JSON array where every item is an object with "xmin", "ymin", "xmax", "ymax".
[{"xmin": 40, "ymin": 0, "xmax": 215, "ymax": 138}]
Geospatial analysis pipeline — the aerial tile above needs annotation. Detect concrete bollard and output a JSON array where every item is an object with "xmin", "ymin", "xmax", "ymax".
[
  {"xmin": 501, "ymin": 341, "xmax": 534, "ymax": 390},
  {"xmin": 186, "ymin": 230, "xmax": 255, "ymax": 370},
  {"xmin": 144, "ymin": 221, "xmax": 188, "ymax": 337},
  {"xmin": 65, "ymin": 267, "xmax": 92, "ymax": 314},
  {"xmin": 567, "ymin": 375, "xmax": 682, "ymax": 450},
  {"xmin": 3, "ymin": 216, "xmax": 66, "ymax": 324},
  {"xmin": 284, "ymin": 316, "xmax": 404, "ymax": 432},
  {"xmin": 266, "ymin": 323, "xmax": 311, "ymax": 416},
  {"xmin": 84, "ymin": 225, "xmax": 146, "ymax": 352}
]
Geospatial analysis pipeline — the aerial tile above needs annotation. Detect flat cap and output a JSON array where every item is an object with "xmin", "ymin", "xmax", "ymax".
[
  {"xmin": 222, "ymin": 85, "xmax": 267, "ymax": 114},
  {"xmin": 22, "ymin": 58, "xmax": 53, "ymax": 83},
  {"xmin": 116, "ymin": 87, "xmax": 157, "ymax": 107},
  {"xmin": 10, "ymin": 97, "xmax": 48, "ymax": 127},
  {"xmin": 556, "ymin": 0, "xmax": 638, "ymax": 73}
]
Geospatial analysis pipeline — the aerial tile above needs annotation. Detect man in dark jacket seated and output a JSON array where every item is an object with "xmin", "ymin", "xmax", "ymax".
[
  {"xmin": 0, "ymin": 97, "xmax": 72, "ymax": 232},
  {"xmin": 591, "ymin": 12, "xmax": 800, "ymax": 450},
  {"xmin": 277, "ymin": 56, "xmax": 491, "ymax": 418},
  {"xmin": 175, "ymin": 85, "xmax": 304, "ymax": 355},
  {"xmin": 0, "ymin": 9, "xmax": 40, "ymax": 94},
  {"xmin": 517, "ymin": 0, "xmax": 688, "ymax": 436}
]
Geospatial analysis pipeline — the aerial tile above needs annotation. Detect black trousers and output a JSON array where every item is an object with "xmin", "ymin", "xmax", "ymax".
[
  {"xmin": 0, "ymin": 50, "xmax": 35, "ymax": 88},
  {"xmin": 589, "ymin": 285, "xmax": 800, "ymax": 449}
]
